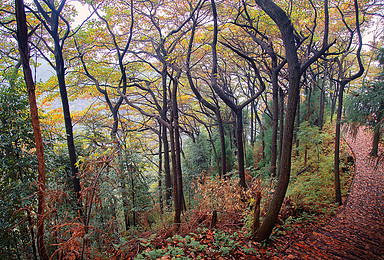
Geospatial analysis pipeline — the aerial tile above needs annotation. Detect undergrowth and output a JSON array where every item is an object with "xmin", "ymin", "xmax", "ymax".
[
  {"xmin": 270, "ymin": 121, "xmax": 355, "ymax": 241},
  {"xmin": 119, "ymin": 121, "xmax": 355, "ymax": 258}
]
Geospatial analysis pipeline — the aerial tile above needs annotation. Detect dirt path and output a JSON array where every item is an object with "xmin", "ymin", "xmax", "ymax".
[{"xmin": 283, "ymin": 127, "xmax": 384, "ymax": 259}]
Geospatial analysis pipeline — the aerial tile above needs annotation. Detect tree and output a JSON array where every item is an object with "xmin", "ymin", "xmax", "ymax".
[
  {"xmin": 333, "ymin": 0, "xmax": 364, "ymax": 205},
  {"xmin": 15, "ymin": 0, "xmax": 49, "ymax": 258},
  {"xmin": 186, "ymin": 8, "xmax": 228, "ymax": 178},
  {"xmin": 230, "ymin": 1, "xmax": 287, "ymax": 177},
  {"xmin": 252, "ymin": 0, "xmax": 332, "ymax": 241},
  {"xmin": 211, "ymin": 0, "xmax": 266, "ymax": 189},
  {"xmin": 30, "ymin": 0, "xmax": 82, "ymax": 211}
]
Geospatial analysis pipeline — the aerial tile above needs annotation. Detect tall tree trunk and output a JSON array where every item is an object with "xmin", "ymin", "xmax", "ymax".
[
  {"xmin": 278, "ymin": 87, "xmax": 285, "ymax": 163},
  {"xmin": 54, "ymin": 41, "xmax": 82, "ymax": 209},
  {"xmin": 319, "ymin": 85, "xmax": 325, "ymax": 130},
  {"xmin": 171, "ymin": 76, "xmax": 185, "ymax": 215},
  {"xmin": 131, "ymin": 172, "xmax": 136, "ymax": 226},
  {"xmin": 270, "ymin": 72, "xmax": 279, "ymax": 177},
  {"xmin": 169, "ymin": 122, "xmax": 180, "ymax": 226},
  {"xmin": 295, "ymin": 92, "xmax": 301, "ymax": 156},
  {"xmin": 15, "ymin": 1, "xmax": 49, "ymax": 258},
  {"xmin": 305, "ymin": 86, "xmax": 312, "ymax": 165},
  {"xmin": 216, "ymin": 110, "xmax": 227, "ymax": 177},
  {"xmin": 169, "ymin": 73, "xmax": 185, "ymax": 227},
  {"xmin": 235, "ymin": 109, "xmax": 246, "ymax": 188},
  {"xmin": 27, "ymin": 210, "xmax": 38, "ymax": 260},
  {"xmin": 250, "ymin": 101, "xmax": 255, "ymax": 146},
  {"xmin": 161, "ymin": 66, "xmax": 172, "ymax": 208},
  {"xmin": 333, "ymin": 82, "xmax": 345, "ymax": 205},
  {"xmin": 158, "ymin": 123, "xmax": 164, "ymax": 213},
  {"xmin": 330, "ymin": 81, "xmax": 338, "ymax": 122}
]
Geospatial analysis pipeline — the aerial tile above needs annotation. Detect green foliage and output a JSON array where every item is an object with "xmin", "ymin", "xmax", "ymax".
[
  {"xmin": 344, "ymin": 81, "xmax": 384, "ymax": 129},
  {"xmin": 287, "ymin": 120, "xmax": 353, "ymax": 217},
  {"xmin": 344, "ymin": 47, "xmax": 384, "ymax": 132},
  {"xmin": 183, "ymin": 133, "xmax": 211, "ymax": 179},
  {"xmin": 0, "ymin": 73, "xmax": 38, "ymax": 258},
  {"xmin": 135, "ymin": 229, "xmax": 247, "ymax": 259}
]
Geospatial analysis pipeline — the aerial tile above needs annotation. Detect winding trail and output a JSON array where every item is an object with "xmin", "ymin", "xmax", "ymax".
[{"xmin": 284, "ymin": 127, "xmax": 384, "ymax": 259}]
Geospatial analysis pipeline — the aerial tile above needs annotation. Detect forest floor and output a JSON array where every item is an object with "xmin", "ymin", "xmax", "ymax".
[
  {"xmin": 127, "ymin": 127, "xmax": 384, "ymax": 259},
  {"xmin": 280, "ymin": 127, "xmax": 384, "ymax": 259}
]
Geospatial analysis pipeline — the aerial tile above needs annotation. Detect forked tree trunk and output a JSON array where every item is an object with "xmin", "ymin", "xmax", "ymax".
[{"xmin": 15, "ymin": 1, "xmax": 49, "ymax": 258}]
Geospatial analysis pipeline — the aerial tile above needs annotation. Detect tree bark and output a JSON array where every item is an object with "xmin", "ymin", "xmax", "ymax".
[
  {"xmin": 334, "ymin": 82, "xmax": 344, "ymax": 205},
  {"xmin": 319, "ymin": 85, "xmax": 325, "ymax": 130},
  {"xmin": 158, "ymin": 123, "xmax": 164, "ymax": 213},
  {"xmin": 235, "ymin": 109, "xmax": 246, "ymax": 188},
  {"xmin": 161, "ymin": 66, "xmax": 172, "ymax": 208},
  {"xmin": 271, "ymin": 71, "xmax": 279, "ymax": 177},
  {"xmin": 278, "ymin": 87, "xmax": 285, "ymax": 163},
  {"xmin": 15, "ymin": 0, "xmax": 49, "ymax": 258}
]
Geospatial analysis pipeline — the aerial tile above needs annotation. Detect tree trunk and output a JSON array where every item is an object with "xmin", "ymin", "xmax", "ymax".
[
  {"xmin": 371, "ymin": 128, "xmax": 381, "ymax": 157},
  {"xmin": 169, "ymin": 122, "xmax": 180, "ymax": 226},
  {"xmin": 15, "ymin": 1, "xmax": 49, "ymax": 258},
  {"xmin": 330, "ymin": 81, "xmax": 338, "ymax": 122},
  {"xmin": 370, "ymin": 105, "xmax": 383, "ymax": 157},
  {"xmin": 158, "ymin": 124, "xmax": 164, "ymax": 213},
  {"xmin": 161, "ymin": 65, "xmax": 172, "ymax": 208},
  {"xmin": 172, "ymin": 76, "xmax": 185, "ymax": 213},
  {"xmin": 235, "ymin": 110, "xmax": 246, "ymax": 188},
  {"xmin": 251, "ymin": 191, "xmax": 261, "ymax": 237},
  {"xmin": 55, "ymin": 41, "xmax": 82, "ymax": 207},
  {"xmin": 251, "ymin": 101, "xmax": 255, "ymax": 146},
  {"xmin": 319, "ymin": 85, "xmax": 325, "ymax": 130},
  {"xmin": 278, "ymin": 87, "xmax": 285, "ymax": 164},
  {"xmin": 216, "ymin": 110, "xmax": 227, "ymax": 177},
  {"xmin": 305, "ymin": 86, "xmax": 312, "ymax": 165},
  {"xmin": 333, "ymin": 82, "xmax": 345, "ymax": 205},
  {"xmin": 270, "ymin": 72, "xmax": 279, "ymax": 177},
  {"xmin": 131, "ymin": 172, "xmax": 136, "ymax": 226},
  {"xmin": 27, "ymin": 210, "xmax": 38, "ymax": 260},
  {"xmin": 255, "ymin": 110, "xmax": 265, "ymax": 160},
  {"xmin": 295, "ymin": 92, "xmax": 301, "ymax": 156},
  {"xmin": 169, "ymin": 73, "xmax": 185, "ymax": 228}
]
